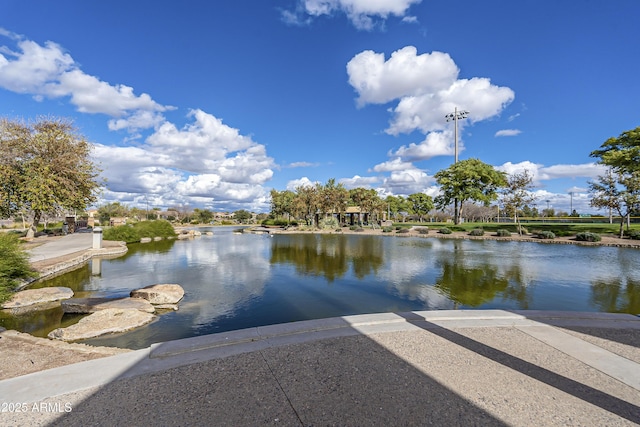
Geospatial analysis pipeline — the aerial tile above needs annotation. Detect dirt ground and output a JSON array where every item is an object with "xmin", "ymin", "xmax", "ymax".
[
  {"xmin": 2, "ymin": 227, "xmax": 638, "ymax": 382},
  {"xmin": 0, "ymin": 329, "xmax": 130, "ymax": 381}
]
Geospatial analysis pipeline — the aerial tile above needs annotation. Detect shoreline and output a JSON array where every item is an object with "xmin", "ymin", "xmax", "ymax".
[
  {"xmin": 24, "ymin": 240, "xmax": 128, "ymax": 287},
  {"xmin": 265, "ymin": 226, "xmax": 640, "ymax": 249}
]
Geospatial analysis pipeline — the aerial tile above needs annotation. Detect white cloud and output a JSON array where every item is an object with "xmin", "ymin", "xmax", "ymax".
[
  {"xmin": 497, "ymin": 161, "xmax": 607, "ymax": 185},
  {"xmin": 495, "ymin": 129, "xmax": 521, "ymax": 137},
  {"xmin": 538, "ymin": 163, "xmax": 606, "ymax": 180},
  {"xmin": 380, "ymin": 168, "xmax": 435, "ymax": 195},
  {"xmin": 347, "ymin": 46, "xmax": 515, "ymax": 164},
  {"xmin": 93, "ymin": 110, "xmax": 275, "ymax": 210},
  {"xmin": 283, "ymin": 0, "xmax": 422, "ymax": 30},
  {"xmin": 567, "ymin": 186, "xmax": 588, "ymax": 193},
  {"xmin": 370, "ymin": 157, "xmax": 415, "ymax": 172},
  {"xmin": 339, "ymin": 175, "xmax": 379, "ymax": 188},
  {"xmin": 0, "ymin": 30, "xmax": 172, "ymax": 132},
  {"xmin": 347, "ymin": 47, "xmax": 458, "ymax": 106},
  {"xmin": 286, "ymin": 177, "xmax": 317, "ymax": 191},
  {"xmin": 386, "ymin": 77, "xmax": 515, "ymax": 135},
  {"xmin": 287, "ymin": 161, "xmax": 319, "ymax": 168},
  {"xmin": 391, "ymin": 131, "xmax": 454, "ymax": 161}
]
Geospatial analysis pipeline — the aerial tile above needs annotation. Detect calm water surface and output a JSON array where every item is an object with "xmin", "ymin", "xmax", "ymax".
[{"xmin": 2, "ymin": 227, "xmax": 638, "ymax": 349}]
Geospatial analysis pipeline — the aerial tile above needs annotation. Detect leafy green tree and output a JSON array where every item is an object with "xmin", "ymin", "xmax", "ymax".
[
  {"xmin": 318, "ymin": 179, "xmax": 349, "ymax": 223},
  {"xmin": 591, "ymin": 127, "xmax": 640, "ymax": 232},
  {"xmin": 97, "ymin": 202, "xmax": 129, "ymax": 224},
  {"xmin": 590, "ymin": 127, "xmax": 640, "ymax": 175},
  {"xmin": 500, "ymin": 170, "xmax": 536, "ymax": 235},
  {"xmin": 193, "ymin": 208, "xmax": 214, "ymax": 224},
  {"xmin": 349, "ymin": 187, "xmax": 382, "ymax": 227},
  {"xmin": 434, "ymin": 159, "xmax": 507, "ymax": 224},
  {"xmin": 234, "ymin": 209, "xmax": 252, "ymax": 223},
  {"xmin": 589, "ymin": 170, "xmax": 640, "ymax": 237},
  {"xmin": 270, "ymin": 189, "xmax": 296, "ymax": 223},
  {"xmin": 0, "ymin": 117, "xmax": 102, "ymax": 229},
  {"xmin": 293, "ymin": 185, "xmax": 319, "ymax": 226},
  {"xmin": 407, "ymin": 193, "xmax": 434, "ymax": 222},
  {"xmin": 384, "ymin": 195, "xmax": 404, "ymax": 222}
]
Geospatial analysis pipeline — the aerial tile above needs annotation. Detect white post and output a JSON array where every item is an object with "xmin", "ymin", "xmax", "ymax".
[{"xmin": 92, "ymin": 227, "xmax": 103, "ymax": 249}]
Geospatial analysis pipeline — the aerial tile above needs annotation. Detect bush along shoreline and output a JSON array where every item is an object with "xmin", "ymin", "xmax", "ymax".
[
  {"xmin": 103, "ymin": 220, "xmax": 176, "ymax": 243},
  {"xmin": 0, "ymin": 233, "xmax": 37, "ymax": 303}
]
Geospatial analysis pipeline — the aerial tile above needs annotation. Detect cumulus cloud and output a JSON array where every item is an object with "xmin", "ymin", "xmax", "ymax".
[
  {"xmin": 347, "ymin": 47, "xmax": 458, "ymax": 107},
  {"xmin": 339, "ymin": 175, "xmax": 379, "ymax": 188},
  {"xmin": 283, "ymin": 0, "xmax": 422, "ymax": 30},
  {"xmin": 93, "ymin": 110, "xmax": 275, "ymax": 210},
  {"xmin": 391, "ymin": 131, "xmax": 454, "ymax": 161},
  {"xmin": 495, "ymin": 129, "xmax": 521, "ymax": 137},
  {"xmin": 347, "ymin": 46, "xmax": 515, "ymax": 165},
  {"xmin": 370, "ymin": 157, "xmax": 415, "ymax": 172},
  {"xmin": 286, "ymin": 177, "xmax": 317, "ymax": 191},
  {"xmin": 380, "ymin": 168, "xmax": 434, "ymax": 194},
  {"xmin": 497, "ymin": 161, "xmax": 607, "ymax": 184},
  {"xmin": 0, "ymin": 30, "xmax": 172, "ymax": 132}
]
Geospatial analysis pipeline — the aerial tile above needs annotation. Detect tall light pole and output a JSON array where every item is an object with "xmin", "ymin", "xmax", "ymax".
[
  {"xmin": 569, "ymin": 191, "xmax": 574, "ymax": 215},
  {"xmin": 445, "ymin": 107, "xmax": 470, "ymax": 163},
  {"xmin": 445, "ymin": 107, "xmax": 470, "ymax": 223}
]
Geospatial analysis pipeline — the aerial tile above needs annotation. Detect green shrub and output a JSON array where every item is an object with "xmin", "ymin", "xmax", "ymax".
[
  {"xmin": 396, "ymin": 228, "xmax": 410, "ymax": 234},
  {"xmin": 319, "ymin": 217, "xmax": 339, "ymax": 229},
  {"xmin": 382, "ymin": 226, "xmax": 393, "ymax": 233},
  {"xmin": 103, "ymin": 220, "xmax": 175, "ymax": 243},
  {"xmin": 495, "ymin": 229, "xmax": 511, "ymax": 237},
  {"xmin": 0, "ymin": 234, "xmax": 36, "ymax": 302},
  {"xmin": 575, "ymin": 232, "xmax": 601, "ymax": 242},
  {"xmin": 536, "ymin": 230, "xmax": 556, "ymax": 239},
  {"xmin": 135, "ymin": 220, "xmax": 176, "ymax": 238},
  {"xmin": 416, "ymin": 227, "xmax": 429, "ymax": 234},
  {"xmin": 439, "ymin": 227, "xmax": 452, "ymax": 234},
  {"xmin": 469, "ymin": 228, "xmax": 484, "ymax": 236},
  {"xmin": 103, "ymin": 225, "xmax": 140, "ymax": 243},
  {"xmin": 354, "ymin": 227, "xmax": 365, "ymax": 232},
  {"xmin": 349, "ymin": 225, "xmax": 358, "ymax": 231},
  {"xmin": 334, "ymin": 228, "xmax": 342, "ymax": 233},
  {"xmin": 625, "ymin": 230, "xmax": 640, "ymax": 240}
]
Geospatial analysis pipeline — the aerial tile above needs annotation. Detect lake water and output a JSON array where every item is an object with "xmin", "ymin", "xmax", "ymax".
[{"xmin": 2, "ymin": 226, "xmax": 639, "ymax": 349}]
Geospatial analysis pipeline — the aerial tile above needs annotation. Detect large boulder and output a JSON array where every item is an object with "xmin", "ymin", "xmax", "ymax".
[
  {"xmin": 48, "ymin": 308, "xmax": 155, "ymax": 341},
  {"xmin": 62, "ymin": 297, "xmax": 155, "ymax": 314},
  {"xmin": 131, "ymin": 284, "xmax": 184, "ymax": 304},
  {"xmin": 2, "ymin": 287, "xmax": 74, "ymax": 309}
]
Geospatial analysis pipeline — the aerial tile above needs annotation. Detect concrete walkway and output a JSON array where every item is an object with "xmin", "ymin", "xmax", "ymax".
[
  {"xmin": 27, "ymin": 233, "xmax": 93, "ymax": 263},
  {"xmin": 1, "ymin": 310, "xmax": 639, "ymax": 426}
]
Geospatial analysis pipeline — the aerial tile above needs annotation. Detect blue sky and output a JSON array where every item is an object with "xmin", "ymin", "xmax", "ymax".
[{"xmin": 1, "ymin": 0, "xmax": 639, "ymax": 214}]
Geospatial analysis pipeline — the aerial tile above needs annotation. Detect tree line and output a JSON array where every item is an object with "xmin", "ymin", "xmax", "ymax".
[
  {"xmin": 270, "ymin": 126, "xmax": 640, "ymax": 235},
  {"xmin": 1, "ymin": 115, "xmax": 638, "ymax": 236}
]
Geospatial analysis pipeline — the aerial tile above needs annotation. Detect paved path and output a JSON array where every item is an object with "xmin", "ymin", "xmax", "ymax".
[
  {"xmin": 27, "ymin": 233, "xmax": 93, "ymax": 263},
  {"xmin": 1, "ymin": 310, "xmax": 639, "ymax": 426}
]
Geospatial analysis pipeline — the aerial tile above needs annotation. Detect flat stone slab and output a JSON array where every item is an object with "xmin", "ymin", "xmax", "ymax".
[
  {"xmin": 131, "ymin": 284, "xmax": 184, "ymax": 304},
  {"xmin": 62, "ymin": 297, "xmax": 155, "ymax": 314},
  {"xmin": 1, "ymin": 287, "xmax": 74, "ymax": 309},
  {"xmin": 48, "ymin": 308, "xmax": 155, "ymax": 341}
]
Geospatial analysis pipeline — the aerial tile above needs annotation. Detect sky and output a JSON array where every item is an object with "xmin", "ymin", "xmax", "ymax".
[{"xmin": 0, "ymin": 0, "xmax": 639, "ymax": 214}]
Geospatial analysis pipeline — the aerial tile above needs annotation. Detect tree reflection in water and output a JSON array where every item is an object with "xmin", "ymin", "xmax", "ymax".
[
  {"xmin": 270, "ymin": 234, "xmax": 384, "ymax": 282},
  {"xmin": 433, "ymin": 240, "xmax": 532, "ymax": 308}
]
